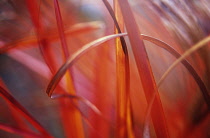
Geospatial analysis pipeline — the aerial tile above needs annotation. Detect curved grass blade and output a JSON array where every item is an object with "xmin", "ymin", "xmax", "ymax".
[
  {"xmin": 11, "ymin": 35, "xmax": 207, "ymax": 110},
  {"xmin": 46, "ymin": 33, "xmax": 126, "ymax": 97},
  {"xmin": 0, "ymin": 86, "xmax": 52, "ymax": 137},
  {"xmin": 158, "ymin": 36, "xmax": 210, "ymax": 108},
  {"xmin": 46, "ymin": 32, "xmax": 209, "ymax": 136},
  {"xmin": 142, "ymin": 35, "xmax": 210, "ymax": 137},
  {"xmin": 141, "ymin": 35, "xmax": 210, "ymax": 109},
  {"xmin": 46, "ymin": 31, "xmax": 209, "ymax": 137},
  {"xmin": 7, "ymin": 49, "xmax": 77, "ymax": 97},
  {"xmin": 0, "ymin": 123, "xmax": 42, "ymax": 138},
  {"xmin": 47, "ymin": 33, "xmax": 209, "ymax": 103},
  {"xmin": 26, "ymin": 1, "xmax": 87, "ymax": 137},
  {"xmin": 51, "ymin": 94, "xmax": 102, "ymax": 117}
]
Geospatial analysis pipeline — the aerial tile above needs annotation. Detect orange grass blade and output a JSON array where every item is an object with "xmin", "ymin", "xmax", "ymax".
[
  {"xmin": 0, "ymin": 123, "xmax": 42, "ymax": 138},
  {"xmin": 53, "ymin": 0, "xmax": 74, "ymax": 93},
  {"xmin": 114, "ymin": 14, "xmax": 130, "ymax": 138},
  {"xmin": 126, "ymin": 98, "xmax": 135, "ymax": 138},
  {"xmin": 0, "ymin": 36, "xmax": 38, "ymax": 54},
  {"xmin": 117, "ymin": 0, "xmax": 169, "ymax": 137},
  {"xmin": 0, "ymin": 86, "xmax": 52, "ymax": 137},
  {"xmin": 45, "ymin": 33, "xmax": 126, "ymax": 138},
  {"xmin": 51, "ymin": 93, "xmax": 113, "ymax": 138},
  {"xmin": 87, "ymin": 44, "xmax": 113, "ymax": 138},
  {"xmin": 102, "ymin": 0, "xmax": 134, "ymax": 137},
  {"xmin": 158, "ymin": 36, "xmax": 210, "ymax": 108}
]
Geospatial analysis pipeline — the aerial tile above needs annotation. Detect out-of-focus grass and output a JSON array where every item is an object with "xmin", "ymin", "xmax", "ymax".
[{"xmin": 0, "ymin": 0, "xmax": 209, "ymax": 138}]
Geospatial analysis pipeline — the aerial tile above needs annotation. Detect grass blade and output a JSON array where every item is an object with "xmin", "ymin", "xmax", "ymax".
[
  {"xmin": 46, "ymin": 33, "xmax": 126, "ymax": 96},
  {"xmin": 53, "ymin": 0, "xmax": 69, "ymax": 58},
  {"xmin": 0, "ymin": 123, "xmax": 42, "ymax": 138},
  {"xmin": 102, "ymin": 0, "xmax": 134, "ymax": 137},
  {"xmin": 0, "ymin": 86, "xmax": 52, "ymax": 137},
  {"xmin": 5, "ymin": 30, "xmax": 208, "ymax": 137},
  {"xmin": 158, "ymin": 36, "xmax": 210, "ymax": 108},
  {"xmin": 0, "ymin": 80, "xmax": 30, "ymax": 138},
  {"xmin": 0, "ymin": 21, "xmax": 102, "ymax": 54},
  {"xmin": 143, "ymin": 35, "xmax": 210, "ymax": 137},
  {"xmin": 53, "ymin": 1, "xmax": 84, "ymax": 137},
  {"xmin": 141, "ymin": 35, "xmax": 210, "ymax": 109},
  {"xmin": 25, "ymin": 0, "xmax": 57, "ymax": 73},
  {"xmin": 51, "ymin": 93, "xmax": 113, "ymax": 138},
  {"xmin": 117, "ymin": 0, "xmax": 169, "ymax": 137},
  {"xmin": 51, "ymin": 94, "xmax": 102, "ymax": 117},
  {"xmin": 45, "ymin": 32, "xmax": 209, "ymax": 104}
]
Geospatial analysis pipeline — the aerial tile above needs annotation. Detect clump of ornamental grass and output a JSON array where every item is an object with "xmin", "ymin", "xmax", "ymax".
[{"xmin": 0, "ymin": 0, "xmax": 209, "ymax": 138}]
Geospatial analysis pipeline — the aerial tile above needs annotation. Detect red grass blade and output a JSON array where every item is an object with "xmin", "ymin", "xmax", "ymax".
[
  {"xmin": 0, "ymin": 123, "xmax": 42, "ymax": 138},
  {"xmin": 116, "ymin": 1, "xmax": 169, "ymax": 137},
  {"xmin": 25, "ymin": 0, "xmax": 56, "ymax": 73},
  {"xmin": 53, "ymin": 1, "xmax": 85, "ymax": 138},
  {"xmin": 0, "ymin": 80, "xmax": 30, "ymax": 138},
  {"xmin": 25, "ymin": 0, "xmax": 40, "ymax": 31},
  {"xmin": 53, "ymin": 0, "xmax": 69, "ymax": 58},
  {"xmin": 0, "ymin": 86, "xmax": 52, "ymax": 137}
]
